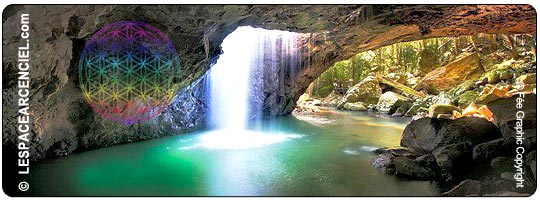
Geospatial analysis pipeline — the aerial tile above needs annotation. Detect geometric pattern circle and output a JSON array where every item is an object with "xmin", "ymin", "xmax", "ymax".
[{"xmin": 78, "ymin": 21, "xmax": 181, "ymax": 124}]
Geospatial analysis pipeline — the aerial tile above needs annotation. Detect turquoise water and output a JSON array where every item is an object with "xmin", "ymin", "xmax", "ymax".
[{"xmin": 28, "ymin": 109, "xmax": 439, "ymax": 196}]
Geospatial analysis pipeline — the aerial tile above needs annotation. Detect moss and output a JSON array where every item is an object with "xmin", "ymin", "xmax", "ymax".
[
  {"xmin": 455, "ymin": 90, "xmax": 479, "ymax": 108},
  {"xmin": 485, "ymin": 70, "xmax": 501, "ymax": 84},
  {"xmin": 429, "ymin": 104, "xmax": 462, "ymax": 117},
  {"xmin": 450, "ymin": 79, "xmax": 475, "ymax": 96}
]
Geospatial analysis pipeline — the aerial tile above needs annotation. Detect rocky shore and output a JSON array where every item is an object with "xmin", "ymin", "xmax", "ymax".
[{"xmin": 371, "ymin": 93, "xmax": 536, "ymax": 196}]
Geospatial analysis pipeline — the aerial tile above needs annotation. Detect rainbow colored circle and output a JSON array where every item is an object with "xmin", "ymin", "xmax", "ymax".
[{"xmin": 79, "ymin": 21, "xmax": 181, "ymax": 124}]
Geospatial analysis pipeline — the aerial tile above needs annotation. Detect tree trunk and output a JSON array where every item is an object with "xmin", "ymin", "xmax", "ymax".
[{"xmin": 351, "ymin": 55, "xmax": 357, "ymax": 85}]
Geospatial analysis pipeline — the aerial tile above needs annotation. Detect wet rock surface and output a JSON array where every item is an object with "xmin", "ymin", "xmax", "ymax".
[
  {"xmin": 400, "ymin": 117, "xmax": 501, "ymax": 152},
  {"xmin": 394, "ymin": 156, "xmax": 436, "ymax": 180},
  {"xmin": 371, "ymin": 92, "xmax": 537, "ymax": 196}
]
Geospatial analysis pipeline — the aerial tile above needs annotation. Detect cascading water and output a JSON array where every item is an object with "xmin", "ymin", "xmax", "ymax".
[
  {"xmin": 207, "ymin": 27, "xmax": 256, "ymax": 130},
  {"xmin": 184, "ymin": 26, "xmax": 305, "ymax": 150}
]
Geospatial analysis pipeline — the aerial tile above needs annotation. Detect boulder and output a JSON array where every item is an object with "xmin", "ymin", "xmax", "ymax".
[
  {"xmin": 437, "ymin": 114, "xmax": 453, "ymax": 119},
  {"xmin": 394, "ymin": 156, "xmax": 435, "ymax": 180},
  {"xmin": 484, "ymin": 70, "xmax": 501, "ymax": 84},
  {"xmin": 526, "ymin": 150, "xmax": 536, "ymax": 181},
  {"xmin": 441, "ymin": 179, "xmax": 482, "ymax": 196},
  {"xmin": 428, "ymin": 104, "xmax": 461, "ymax": 118},
  {"xmin": 523, "ymin": 136, "xmax": 537, "ymax": 150},
  {"xmin": 450, "ymin": 79, "xmax": 476, "ymax": 96},
  {"xmin": 476, "ymin": 84, "xmax": 511, "ymax": 105},
  {"xmin": 376, "ymin": 91, "xmax": 411, "ymax": 115},
  {"xmin": 478, "ymin": 174, "xmax": 518, "ymax": 195},
  {"xmin": 337, "ymin": 76, "xmax": 382, "ymax": 109},
  {"xmin": 500, "ymin": 172, "xmax": 516, "ymax": 181},
  {"xmin": 454, "ymin": 90, "xmax": 480, "ymax": 108},
  {"xmin": 414, "ymin": 154, "xmax": 437, "ymax": 169},
  {"xmin": 432, "ymin": 143, "xmax": 472, "ymax": 172},
  {"xmin": 480, "ymin": 51, "xmax": 506, "ymax": 72},
  {"xmin": 472, "ymin": 138, "xmax": 516, "ymax": 161},
  {"xmin": 416, "ymin": 48, "xmax": 439, "ymax": 76},
  {"xmin": 372, "ymin": 153, "xmax": 396, "ymax": 175},
  {"xmin": 321, "ymin": 91, "xmax": 343, "ymax": 107},
  {"xmin": 401, "ymin": 117, "xmax": 502, "ymax": 152},
  {"xmin": 373, "ymin": 147, "xmax": 423, "ymax": 159},
  {"xmin": 420, "ymin": 93, "xmax": 453, "ymax": 107},
  {"xmin": 498, "ymin": 68, "xmax": 514, "ymax": 81},
  {"xmin": 487, "ymin": 94, "xmax": 537, "ymax": 138},
  {"xmin": 416, "ymin": 53, "xmax": 484, "ymax": 94},
  {"xmin": 404, "ymin": 104, "xmax": 422, "ymax": 117},
  {"xmin": 516, "ymin": 73, "xmax": 536, "ymax": 84},
  {"xmin": 480, "ymin": 172, "xmax": 536, "ymax": 195},
  {"xmin": 490, "ymin": 157, "xmax": 514, "ymax": 172},
  {"xmin": 343, "ymin": 102, "xmax": 367, "ymax": 111},
  {"xmin": 392, "ymin": 100, "xmax": 414, "ymax": 116}
]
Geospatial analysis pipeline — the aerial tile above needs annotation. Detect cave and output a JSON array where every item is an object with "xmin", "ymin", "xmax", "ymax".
[{"xmin": 1, "ymin": 5, "xmax": 537, "ymax": 197}]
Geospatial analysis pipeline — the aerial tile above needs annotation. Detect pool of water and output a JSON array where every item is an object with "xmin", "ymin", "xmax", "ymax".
[{"xmin": 27, "ymin": 109, "xmax": 440, "ymax": 196}]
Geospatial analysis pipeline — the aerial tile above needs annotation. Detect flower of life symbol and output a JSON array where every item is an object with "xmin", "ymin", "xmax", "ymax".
[{"xmin": 79, "ymin": 21, "xmax": 181, "ymax": 124}]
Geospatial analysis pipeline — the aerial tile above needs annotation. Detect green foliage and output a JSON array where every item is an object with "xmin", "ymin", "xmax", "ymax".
[{"xmin": 311, "ymin": 33, "xmax": 537, "ymax": 99}]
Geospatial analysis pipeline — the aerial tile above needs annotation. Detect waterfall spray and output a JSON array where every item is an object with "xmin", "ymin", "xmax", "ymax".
[{"xmin": 193, "ymin": 26, "xmax": 305, "ymax": 150}]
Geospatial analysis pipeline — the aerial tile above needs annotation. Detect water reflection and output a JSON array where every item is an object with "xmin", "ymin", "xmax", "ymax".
[
  {"xmin": 178, "ymin": 130, "xmax": 303, "ymax": 150},
  {"xmin": 28, "ymin": 112, "xmax": 439, "ymax": 196}
]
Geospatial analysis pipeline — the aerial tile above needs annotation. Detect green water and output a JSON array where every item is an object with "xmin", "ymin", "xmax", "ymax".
[{"xmin": 28, "ymin": 109, "xmax": 439, "ymax": 196}]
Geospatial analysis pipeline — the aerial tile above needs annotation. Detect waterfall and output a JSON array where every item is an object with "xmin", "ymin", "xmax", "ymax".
[
  {"xmin": 191, "ymin": 26, "xmax": 304, "ymax": 150},
  {"xmin": 207, "ymin": 27, "xmax": 257, "ymax": 130},
  {"xmin": 208, "ymin": 26, "xmax": 302, "ymax": 130}
]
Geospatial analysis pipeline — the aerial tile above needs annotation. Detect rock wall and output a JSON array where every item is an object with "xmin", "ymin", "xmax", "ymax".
[{"xmin": 2, "ymin": 5, "xmax": 536, "ymax": 160}]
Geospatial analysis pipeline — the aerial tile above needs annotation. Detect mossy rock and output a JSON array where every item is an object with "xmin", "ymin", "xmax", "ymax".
[
  {"xmin": 498, "ymin": 68, "xmax": 514, "ymax": 81},
  {"xmin": 480, "ymin": 66, "xmax": 515, "ymax": 86},
  {"xmin": 485, "ymin": 70, "xmax": 501, "ymax": 84},
  {"xmin": 455, "ymin": 90, "xmax": 479, "ymax": 108},
  {"xmin": 429, "ymin": 104, "xmax": 462, "ymax": 117},
  {"xmin": 450, "ymin": 79, "xmax": 475, "ymax": 96},
  {"xmin": 343, "ymin": 102, "xmax": 367, "ymax": 111},
  {"xmin": 404, "ymin": 104, "xmax": 421, "ymax": 116},
  {"xmin": 338, "ymin": 76, "xmax": 382, "ymax": 108},
  {"xmin": 516, "ymin": 73, "xmax": 536, "ymax": 84}
]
